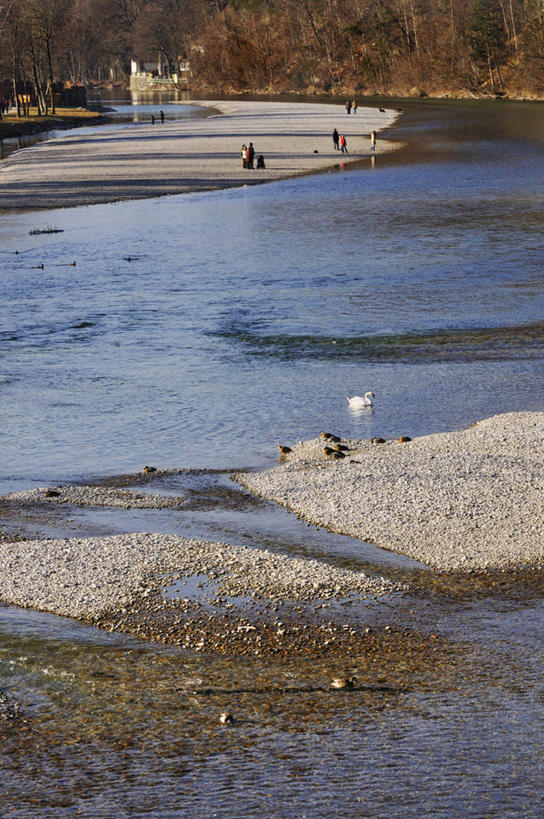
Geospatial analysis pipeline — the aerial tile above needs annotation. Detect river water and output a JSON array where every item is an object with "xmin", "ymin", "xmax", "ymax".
[{"xmin": 1, "ymin": 96, "xmax": 544, "ymax": 817}]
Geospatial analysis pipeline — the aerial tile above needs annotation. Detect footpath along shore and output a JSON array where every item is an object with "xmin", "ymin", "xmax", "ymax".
[{"xmin": 0, "ymin": 100, "xmax": 399, "ymax": 210}]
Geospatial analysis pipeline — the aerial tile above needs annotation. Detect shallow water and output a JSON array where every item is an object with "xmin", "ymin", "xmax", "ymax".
[
  {"xmin": 1, "ymin": 590, "xmax": 544, "ymax": 818},
  {"xmin": 1, "ymin": 98, "xmax": 544, "ymax": 489},
  {"xmin": 1, "ymin": 95, "xmax": 544, "ymax": 816}
]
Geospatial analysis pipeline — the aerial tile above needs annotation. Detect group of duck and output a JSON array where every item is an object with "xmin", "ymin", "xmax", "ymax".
[
  {"xmin": 277, "ymin": 388, "xmax": 410, "ymax": 461},
  {"xmin": 277, "ymin": 430, "xmax": 412, "ymax": 461},
  {"xmin": 320, "ymin": 432, "xmax": 350, "ymax": 460}
]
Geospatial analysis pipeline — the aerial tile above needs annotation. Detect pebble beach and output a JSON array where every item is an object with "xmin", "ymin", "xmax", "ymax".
[
  {"xmin": 235, "ymin": 412, "xmax": 544, "ymax": 571},
  {"xmin": 0, "ymin": 530, "xmax": 399, "ymax": 620},
  {"xmin": 0, "ymin": 100, "xmax": 399, "ymax": 210},
  {"xmin": 0, "ymin": 411, "xmax": 542, "ymax": 646}
]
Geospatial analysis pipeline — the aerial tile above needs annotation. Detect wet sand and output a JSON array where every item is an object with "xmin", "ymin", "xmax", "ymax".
[{"xmin": 0, "ymin": 100, "xmax": 399, "ymax": 210}]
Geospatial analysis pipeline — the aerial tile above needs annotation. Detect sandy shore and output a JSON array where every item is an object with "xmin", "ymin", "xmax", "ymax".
[
  {"xmin": 0, "ymin": 100, "xmax": 399, "ymax": 210},
  {"xmin": 234, "ymin": 412, "xmax": 544, "ymax": 571}
]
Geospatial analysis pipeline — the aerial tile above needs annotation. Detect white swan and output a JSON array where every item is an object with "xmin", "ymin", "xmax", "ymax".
[{"xmin": 347, "ymin": 391, "xmax": 375, "ymax": 408}]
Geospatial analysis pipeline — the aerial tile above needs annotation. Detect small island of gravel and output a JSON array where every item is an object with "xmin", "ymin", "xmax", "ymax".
[
  {"xmin": 0, "ymin": 100, "xmax": 399, "ymax": 211},
  {"xmin": 3, "ymin": 483, "xmax": 184, "ymax": 509},
  {"xmin": 0, "ymin": 532, "xmax": 399, "ymax": 620},
  {"xmin": 234, "ymin": 412, "xmax": 544, "ymax": 571}
]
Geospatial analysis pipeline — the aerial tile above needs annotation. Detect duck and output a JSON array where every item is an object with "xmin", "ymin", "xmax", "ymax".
[
  {"xmin": 219, "ymin": 712, "xmax": 234, "ymax": 725},
  {"xmin": 45, "ymin": 488, "xmax": 61, "ymax": 498},
  {"xmin": 331, "ymin": 676, "xmax": 357, "ymax": 689},
  {"xmin": 277, "ymin": 445, "xmax": 292, "ymax": 455},
  {"xmin": 347, "ymin": 391, "xmax": 375, "ymax": 409},
  {"xmin": 320, "ymin": 432, "xmax": 341, "ymax": 442}
]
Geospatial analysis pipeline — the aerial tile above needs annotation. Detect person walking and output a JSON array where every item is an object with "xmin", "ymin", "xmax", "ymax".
[
  {"xmin": 345, "ymin": 100, "xmax": 352, "ymax": 115},
  {"xmin": 340, "ymin": 134, "xmax": 348, "ymax": 153},
  {"xmin": 333, "ymin": 128, "xmax": 339, "ymax": 150},
  {"xmin": 352, "ymin": 100, "xmax": 358, "ymax": 114},
  {"xmin": 370, "ymin": 130, "xmax": 376, "ymax": 151},
  {"xmin": 241, "ymin": 144, "xmax": 247, "ymax": 168},
  {"xmin": 160, "ymin": 109, "xmax": 165, "ymax": 124}
]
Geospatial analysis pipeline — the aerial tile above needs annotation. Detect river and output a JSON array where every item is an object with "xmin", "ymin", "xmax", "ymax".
[{"xmin": 0, "ymin": 94, "xmax": 543, "ymax": 817}]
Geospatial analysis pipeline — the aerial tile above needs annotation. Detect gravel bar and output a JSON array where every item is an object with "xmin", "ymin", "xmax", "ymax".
[
  {"xmin": 0, "ymin": 100, "xmax": 399, "ymax": 210},
  {"xmin": 0, "ymin": 532, "xmax": 400, "ymax": 620},
  {"xmin": 233, "ymin": 412, "xmax": 544, "ymax": 571},
  {"xmin": 3, "ymin": 484, "xmax": 183, "ymax": 509}
]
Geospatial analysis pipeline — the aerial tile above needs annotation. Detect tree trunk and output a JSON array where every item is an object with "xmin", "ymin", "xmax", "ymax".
[
  {"xmin": 13, "ymin": 76, "xmax": 21, "ymax": 116},
  {"xmin": 487, "ymin": 50, "xmax": 496, "ymax": 91},
  {"xmin": 409, "ymin": 0, "xmax": 419, "ymax": 55},
  {"xmin": 30, "ymin": 39, "xmax": 45, "ymax": 114},
  {"xmin": 509, "ymin": 0, "xmax": 519, "ymax": 57},
  {"xmin": 46, "ymin": 37, "xmax": 55, "ymax": 113},
  {"xmin": 450, "ymin": 0, "xmax": 456, "ymax": 70}
]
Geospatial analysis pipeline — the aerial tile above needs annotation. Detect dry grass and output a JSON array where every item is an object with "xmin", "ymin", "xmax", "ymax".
[{"xmin": 0, "ymin": 107, "xmax": 104, "ymax": 139}]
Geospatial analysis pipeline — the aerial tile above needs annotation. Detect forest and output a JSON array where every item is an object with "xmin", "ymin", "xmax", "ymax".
[{"xmin": 2, "ymin": 0, "xmax": 544, "ymax": 109}]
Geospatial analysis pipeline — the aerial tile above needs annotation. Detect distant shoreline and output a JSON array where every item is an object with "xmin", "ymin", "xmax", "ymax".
[
  {"xmin": 0, "ymin": 108, "xmax": 108, "ymax": 141},
  {"xmin": 0, "ymin": 100, "xmax": 401, "ymax": 212}
]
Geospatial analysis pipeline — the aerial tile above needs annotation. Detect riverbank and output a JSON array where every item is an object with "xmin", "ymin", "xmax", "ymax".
[
  {"xmin": 234, "ymin": 412, "xmax": 544, "ymax": 571},
  {"xmin": 0, "ymin": 107, "xmax": 107, "ymax": 140},
  {"xmin": 0, "ymin": 410, "xmax": 542, "ymax": 654},
  {"xmin": 0, "ymin": 525, "xmax": 406, "ymax": 658},
  {"xmin": 0, "ymin": 100, "xmax": 399, "ymax": 210}
]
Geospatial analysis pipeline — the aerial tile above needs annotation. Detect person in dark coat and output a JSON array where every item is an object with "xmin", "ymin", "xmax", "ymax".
[
  {"xmin": 160, "ymin": 109, "xmax": 165, "ymax": 124},
  {"xmin": 333, "ymin": 128, "xmax": 339, "ymax": 150},
  {"xmin": 247, "ymin": 142, "xmax": 255, "ymax": 169}
]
